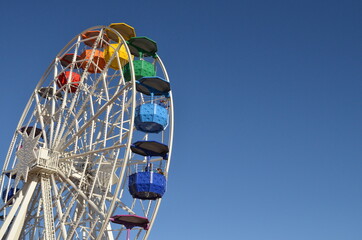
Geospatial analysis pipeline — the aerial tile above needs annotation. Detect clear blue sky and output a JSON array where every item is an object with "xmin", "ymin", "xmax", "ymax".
[{"xmin": 0, "ymin": 0, "xmax": 361, "ymax": 239}]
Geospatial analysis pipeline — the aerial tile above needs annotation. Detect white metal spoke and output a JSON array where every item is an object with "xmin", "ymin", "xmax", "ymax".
[
  {"xmin": 57, "ymin": 171, "xmax": 105, "ymax": 219},
  {"xmin": 50, "ymin": 174, "xmax": 68, "ymax": 239},
  {"xmin": 59, "ymin": 83, "xmax": 131, "ymax": 152}
]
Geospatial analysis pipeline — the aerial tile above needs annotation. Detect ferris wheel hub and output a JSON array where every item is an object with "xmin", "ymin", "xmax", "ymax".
[
  {"xmin": 29, "ymin": 147, "xmax": 59, "ymax": 175},
  {"xmin": 14, "ymin": 135, "xmax": 59, "ymax": 182}
]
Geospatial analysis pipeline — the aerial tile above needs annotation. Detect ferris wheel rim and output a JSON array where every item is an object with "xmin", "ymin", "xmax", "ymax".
[{"xmin": 0, "ymin": 23, "xmax": 174, "ymax": 240}]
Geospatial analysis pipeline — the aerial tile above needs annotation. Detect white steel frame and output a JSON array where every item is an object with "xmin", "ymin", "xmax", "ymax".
[{"xmin": 0, "ymin": 25, "xmax": 174, "ymax": 240}]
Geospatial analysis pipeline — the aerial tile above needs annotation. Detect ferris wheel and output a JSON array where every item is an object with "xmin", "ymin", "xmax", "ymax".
[{"xmin": 0, "ymin": 23, "xmax": 174, "ymax": 240}]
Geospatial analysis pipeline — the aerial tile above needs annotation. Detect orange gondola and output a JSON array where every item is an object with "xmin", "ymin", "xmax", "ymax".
[{"xmin": 79, "ymin": 50, "xmax": 105, "ymax": 73}]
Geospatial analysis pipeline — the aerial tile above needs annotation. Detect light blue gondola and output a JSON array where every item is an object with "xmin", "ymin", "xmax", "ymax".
[
  {"xmin": 134, "ymin": 76, "xmax": 170, "ymax": 133},
  {"xmin": 135, "ymin": 103, "xmax": 168, "ymax": 133}
]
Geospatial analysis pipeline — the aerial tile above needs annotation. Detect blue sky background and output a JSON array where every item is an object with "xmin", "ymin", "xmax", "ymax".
[{"xmin": 0, "ymin": 0, "xmax": 362, "ymax": 239}]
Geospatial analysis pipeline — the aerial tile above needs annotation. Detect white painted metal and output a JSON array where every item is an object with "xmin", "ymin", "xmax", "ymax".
[
  {"xmin": 40, "ymin": 175, "xmax": 56, "ymax": 240},
  {"xmin": 4, "ymin": 180, "xmax": 38, "ymax": 240},
  {"xmin": 0, "ymin": 25, "xmax": 174, "ymax": 240}
]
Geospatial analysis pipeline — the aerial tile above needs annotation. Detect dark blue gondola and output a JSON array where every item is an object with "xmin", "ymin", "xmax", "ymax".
[
  {"xmin": 2, "ymin": 188, "xmax": 18, "ymax": 202},
  {"xmin": 128, "ymin": 141, "xmax": 169, "ymax": 200},
  {"xmin": 5, "ymin": 172, "xmax": 16, "ymax": 179},
  {"xmin": 129, "ymin": 171, "xmax": 166, "ymax": 200}
]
